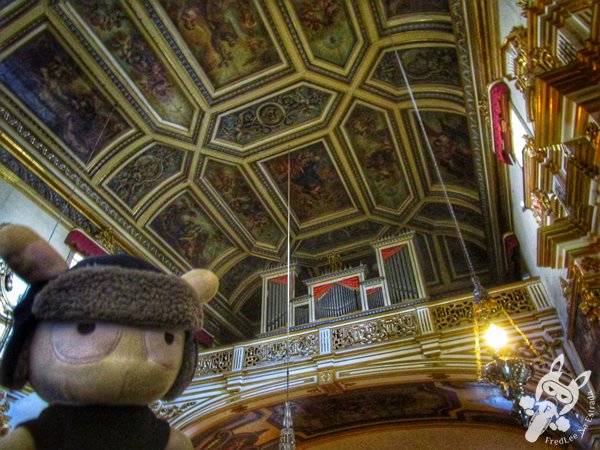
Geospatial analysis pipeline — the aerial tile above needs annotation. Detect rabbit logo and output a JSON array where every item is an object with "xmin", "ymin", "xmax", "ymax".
[{"xmin": 519, "ymin": 354, "xmax": 591, "ymax": 443}]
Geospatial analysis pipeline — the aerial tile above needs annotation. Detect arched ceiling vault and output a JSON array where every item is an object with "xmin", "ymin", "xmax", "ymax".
[
  {"xmin": 186, "ymin": 382, "xmax": 559, "ymax": 449},
  {"xmin": 0, "ymin": 0, "xmax": 507, "ymax": 343}
]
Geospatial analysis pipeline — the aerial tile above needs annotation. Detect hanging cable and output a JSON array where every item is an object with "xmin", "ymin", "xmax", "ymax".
[
  {"xmin": 286, "ymin": 149, "xmax": 291, "ymax": 402},
  {"xmin": 392, "ymin": 44, "xmax": 494, "ymax": 312},
  {"xmin": 391, "ymin": 46, "xmax": 481, "ymax": 287},
  {"xmin": 392, "ymin": 44, "xmax": 493, "ymax": 380},
  {"xmin": 47, "ymin": 105, "xmax": 116, "ymax": 245},
  {"xmin": 280, "ymin": 149, "xmax": 295, "ymax": 450}
]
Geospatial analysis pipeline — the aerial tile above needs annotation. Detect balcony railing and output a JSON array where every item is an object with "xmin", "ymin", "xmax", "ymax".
[{"xmin": 166, "ymin": 278, "xmax": 561, "ymax": 430}]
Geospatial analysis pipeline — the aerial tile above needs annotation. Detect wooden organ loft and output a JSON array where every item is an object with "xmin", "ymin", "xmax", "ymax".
[
  {"xmin": 260, "ymin": 234, "xmax": 427, "ymax": 334},
  {"xmin": 503, "ymin": 1, "xmax": 600, "ymax": 323}
]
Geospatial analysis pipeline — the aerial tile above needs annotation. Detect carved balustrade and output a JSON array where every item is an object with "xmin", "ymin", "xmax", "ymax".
[{"xmin": 168, "ymin": 279, "xmax": 560, "ymax": 428}]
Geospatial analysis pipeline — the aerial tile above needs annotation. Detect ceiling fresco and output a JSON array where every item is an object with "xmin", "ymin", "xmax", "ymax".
[
  {"xmin": 0, "ymin": 0, "xmax": 507, "ymax": 343},
  {"xmin": 160, "ymin": 0, "xmax": 285, "ymax": 92},
  {"xmin": 107, "ymin": 144, "xmax": 187, "ymax": 210},
  {"xmin": 0, "ymin": 29, "xmax": 132, "ymax": 163}
]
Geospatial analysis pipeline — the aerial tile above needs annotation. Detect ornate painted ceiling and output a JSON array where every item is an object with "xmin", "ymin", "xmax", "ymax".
[{"xmin": 0, "ymin": 0, "xmax": 507, "ymax": 343}]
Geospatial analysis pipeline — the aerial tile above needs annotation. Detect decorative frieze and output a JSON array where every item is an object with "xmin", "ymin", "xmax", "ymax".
[
  {"xmin": 331, "ymin": 313, "xmax": 418, "ymax": 350},
  {"xmin": 243, "ymin": 333, "xmax": 319, "ymax": 368},
  {"xmin": 150, "ymin": 401, "xmax": 197, "ymax": 421},
  {"xmin": 196, "ymin": 350, "xmax": 234, "ymax": 375},
  {"xmin": 431, "ymin": 288, "xmax": 535, "ymax": 330}
]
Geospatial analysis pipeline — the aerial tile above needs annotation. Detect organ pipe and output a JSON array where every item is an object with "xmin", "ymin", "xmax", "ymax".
[{"xmin": 384, "ymin": 244, "xmax": 420, "ymax": 303}]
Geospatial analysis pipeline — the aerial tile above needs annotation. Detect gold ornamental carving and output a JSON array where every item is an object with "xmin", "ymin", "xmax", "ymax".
[
  {"xmin": 243, "ymin": 333, "xmax": 319, "ymax": 368},
  {"xmin": 331, "ymin": 313, "xmax": 418, "ymax": 350},
  {"xmin": 579, "ymin": 256, "xmax": 600, "ymax": 273},
  {"xmin": 530, "ymin": 190, "xmax": 551, "ymax": 224},
  {"xmin": 579, "ymin": 287, "xmax": 600, "ymax": 322},
  {"xmin": 150, "ymin": 401, "xmax": 197, "ymax": 421},
  {"xmin": 478, "ymin": 97, "xmax": 489, "ymax": 121},
  {"xmin": 503, "ymin": 26, "xmax": 558, "ymax": 95},
  {"xmin": 326, "ymin": 252, "xmax": 343, "ymax": 272},
  {"xmin": 317, "ymin": 370, "xmax": 344, "ymax": 395},
  {"xmin": 93, "ymin": 227, "xmax": 116, "ymax": 254},
  {"xmin": 523, "ymin": 136, "xmax": 544, "ymax": 161},
  {"xmin": 196, "ymin": 350, "xmax": 234, "ymax": 375},
  {"xmin": 431, "ymin": 288, "xmax": 535, "ymax": 330},
  {"xmin": 516, "ymin": 0, "xmax": 529, "ymax": 16},
  {"xmin": 566, "ymin": 255, "xmax": 600, "ymax": 323}
]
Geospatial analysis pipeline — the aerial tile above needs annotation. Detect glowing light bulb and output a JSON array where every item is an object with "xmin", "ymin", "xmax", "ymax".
[{"xmin": 485, "ymin": 324, "xmax": 507, "ymax": 350}]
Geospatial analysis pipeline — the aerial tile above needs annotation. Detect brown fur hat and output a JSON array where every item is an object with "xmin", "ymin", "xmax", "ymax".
[{"xmin": 0, "ymin": 224, "xmax": 218, "ymax": 400}]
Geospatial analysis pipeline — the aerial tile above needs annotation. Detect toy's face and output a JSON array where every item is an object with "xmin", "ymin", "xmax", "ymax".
[{"xmin": 28, "ymin": 321, "xmax": 184, "ymax": 405}]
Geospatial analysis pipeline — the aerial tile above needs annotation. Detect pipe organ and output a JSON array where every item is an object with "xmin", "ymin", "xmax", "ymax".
[
  {"xmin": 260, "ymin": 265, "xmax": 297, "ymax": 333},
  {"xmin": 364, "ymin": 277, "xmax": 386, "ymax": 309},
  {"xmin": 305, "ymin": 266, "xmax": 367, "ymax": 321},
  {"xmin": 372, "ymin": 234, "xmax": 427, "ymax": 304},
  {"xmin": 259, "ymin": 234, "xmax": 427, "ymax": 333}
]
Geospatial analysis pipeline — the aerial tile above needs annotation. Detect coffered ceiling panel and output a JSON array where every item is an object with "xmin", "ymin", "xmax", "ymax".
[
  {"xmin": 372, "ymin": 0, "xmax": 451, "ymax": 32},
  {"xmin": 413, "ymin": 110, "xmax": 478, "ymax": 194},
  {"xmin": 0, "ymin": 0, "xmax": 505, "ymax": 343},
  {"xmin": 259, "ymin": 140, "xmax": 357, "ymax": 226},
  {"xmin": 200, "ymin": 158, "xmax": 283, "ymax": 251},
  {"xmin": 68, "ymin": 0, "xmax": 198, "ymax": 131},
  {"xmin": 367, "ymin": 46, "xmax": 461, "ymax": 98},
  {"xmin": 341, "ymin": 101, "xmax": 413, "ymax": 214},
  {"xmin": 296, "ymin": 220, "xmax": 385, "ymax": 259},
  {"xmin": 106, "ymin": 143, "xmax": 187, "ymax": 211},
  {"xmin": 279, "ymin": 0, "xmax": 367, "ymax": 80},
  {"xmin": 207, "ymin": 82, "xmax": 339, "ymax": 155},
  {"xmin": 149, "ymin": 0, "xmax": 292, "ymax": 101},
  {"xmin": 148, "ymin": 190, "xmax": 236, "ymax": 268},
  {"xmin": 0, "ymin": 28, "xmax": 134, "ymax": 165}
]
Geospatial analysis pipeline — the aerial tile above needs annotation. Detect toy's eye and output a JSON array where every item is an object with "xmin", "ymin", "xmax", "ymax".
[
  {"xmin": 144, "ymin": 329, "xmax": 184, "ymax": 369},
  {"xmin": 52, "ymin": 322, "xmax": 122, "ymax": 363},
  {"xmin": 77, "ymin": 323, "xmax": 96, "ymax": 335}
]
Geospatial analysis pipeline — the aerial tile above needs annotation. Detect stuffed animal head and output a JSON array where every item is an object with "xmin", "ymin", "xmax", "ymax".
[{"xmin": 0, "ymin": 224, "xmax": 218, "ymax": 405}]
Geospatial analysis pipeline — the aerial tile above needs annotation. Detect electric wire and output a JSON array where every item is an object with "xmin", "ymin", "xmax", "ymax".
[
  {"xmin": 391, "ymin": 46, "xmax": 478, "ymax": 282},
  {"xmin": 47, "ymin": 106, "xmax": 116, "ymax": 244}
]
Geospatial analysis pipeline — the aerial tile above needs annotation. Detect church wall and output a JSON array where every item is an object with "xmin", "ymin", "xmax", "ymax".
[{"xmin": 0, "ymin": 178, "xmax": 71, "ymax": 261}]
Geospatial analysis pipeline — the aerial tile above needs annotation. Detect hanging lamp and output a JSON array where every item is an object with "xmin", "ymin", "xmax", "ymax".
[{"xmin": 391, "ymin": 43, "xmax": 540, "ymax": 422}]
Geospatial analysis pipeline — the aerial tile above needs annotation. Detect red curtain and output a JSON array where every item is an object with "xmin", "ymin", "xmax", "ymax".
[
  {"xmin": 313, "ymin": 276, "xmax": 360, "ymax": 301},
  {"xmin": 366, "ymin": 286, "xmax": 381, "ymax": 296},
  {"xmin": 313, "ymin": 282, "xmax": 334, "ymax": 300},
  {"xmin": 65, "ymin": 229, "xmax": 108, "ymax": 257},
  {"xmin": 381, "ymin": 244, "xmax": 405, "ymax": 260},
  {"xmin": 489, "ymin": 81, "xmax": 513, "ymax": 165},
  {"xmin": 270, "ymin": 274, "xmax": 288, "ymax": 285}
]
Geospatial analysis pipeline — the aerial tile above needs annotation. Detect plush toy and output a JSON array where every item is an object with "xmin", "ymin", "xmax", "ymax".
[{"xmin": 0, "ymin": 224, "xmax": 218, "ymax": 450}]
